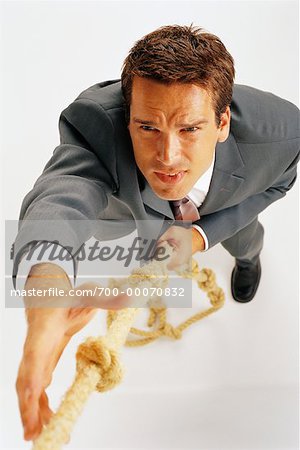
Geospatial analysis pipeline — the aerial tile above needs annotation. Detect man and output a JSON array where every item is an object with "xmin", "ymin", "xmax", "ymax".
[{"xmin": 13, "ymin": 25, "xmax": 299, "ymax": 441}]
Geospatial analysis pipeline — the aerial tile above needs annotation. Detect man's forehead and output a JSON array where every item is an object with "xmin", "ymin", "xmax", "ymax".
[
  {"xmin": 130, "ymin": 76, "xmax": 213, "ymax": 109},
  {"xmin": 130, "ymin": 93, "xmax": 213, "ymax": 124}
]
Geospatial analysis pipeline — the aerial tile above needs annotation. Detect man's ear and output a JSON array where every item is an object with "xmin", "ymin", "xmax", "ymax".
[{"xmin": 217, "ymin": 106, "xmax": 231, "ymax": 143}]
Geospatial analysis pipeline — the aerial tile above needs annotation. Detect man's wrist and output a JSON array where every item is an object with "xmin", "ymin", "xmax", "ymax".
[
  {"xmin": 192, "ymin": 227, "xmax": 205, "ymax": 253},
  {"xmin": 24, "ymin": 263, "xmax": 73, "ymax": 315},
  {"xmin": 25, "ymin": 262, "xmax": 72, "ymax": 290}
]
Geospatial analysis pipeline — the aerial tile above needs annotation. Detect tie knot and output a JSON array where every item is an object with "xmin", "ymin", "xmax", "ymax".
[
  {"xmin": 173, "ymin": 197, "xmax": 189, "ymax": 207},
  {"xmin": 171, "ymin": 197, "xmax": 200, "ymax": 221}
]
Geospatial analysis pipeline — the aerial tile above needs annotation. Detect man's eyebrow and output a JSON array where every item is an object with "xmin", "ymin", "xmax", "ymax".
[
  {"xmin": 176, "ymin": 119, "xmax": 209, "ymax": 127},
  {"xmin": 132, "ymin": 118, "xmax": 209, "ymax": 126},
  {"xmin": 133, "ymin": 118, "xmax": 157, "ymax": 125}
]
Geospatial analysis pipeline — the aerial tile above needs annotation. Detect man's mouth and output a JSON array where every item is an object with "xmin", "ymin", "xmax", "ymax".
[{"xmin": 154, "ymin": 171, "xmax": 187, "ymax": 184}]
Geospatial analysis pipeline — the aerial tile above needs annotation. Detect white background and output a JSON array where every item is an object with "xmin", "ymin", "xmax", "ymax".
[{"xmin": 0, "ymin": 1, "xmax": 299, "ymax": 449}]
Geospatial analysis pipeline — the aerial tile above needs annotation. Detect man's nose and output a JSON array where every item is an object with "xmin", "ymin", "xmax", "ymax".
[{"xmin": 156, "ymin": 134, "xmax": 182, "ymax": 165}]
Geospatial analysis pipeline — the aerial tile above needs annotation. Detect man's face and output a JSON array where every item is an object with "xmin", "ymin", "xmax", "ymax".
[{"xmin": 128, "ymin": 76, "xmax": 230, "ymax": 200}]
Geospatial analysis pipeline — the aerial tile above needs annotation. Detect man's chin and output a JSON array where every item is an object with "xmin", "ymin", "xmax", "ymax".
[{"xmin": 150, "ymin": 184, "xmax": 189, "ymax": 201}]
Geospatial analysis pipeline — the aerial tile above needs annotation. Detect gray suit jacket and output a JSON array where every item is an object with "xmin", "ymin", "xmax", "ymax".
[{"xmin": 11, "ymin": 80, "xmax": 300, "ymax": 286}]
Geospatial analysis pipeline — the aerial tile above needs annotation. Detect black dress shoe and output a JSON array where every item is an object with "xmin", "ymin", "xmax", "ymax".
[{"xmin": 231, "ymin": 258, "xmax": 261, "ymax": 303}]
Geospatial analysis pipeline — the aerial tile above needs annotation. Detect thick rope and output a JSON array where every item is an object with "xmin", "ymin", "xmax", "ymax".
[{"xmin": 31, "ymin": 250, "xmax": 224, "ymax": 450}]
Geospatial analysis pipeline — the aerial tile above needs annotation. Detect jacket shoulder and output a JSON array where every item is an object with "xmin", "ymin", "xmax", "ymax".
[
  {"xmin": 230, "ymin": 84, "xmax": 300, "ymax": 143},
  {"xmin": 74, "ymin": 79, "xmax": 124, "ymax": 111},
  {"xmin": 58, "ymin": 79, "xmax": 126, "ymax": 150}
]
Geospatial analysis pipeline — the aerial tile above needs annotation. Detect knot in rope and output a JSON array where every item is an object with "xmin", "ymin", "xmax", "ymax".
[
  {"xmin": 162, "ymin": 323, "xmax": 182, "ymax": 339},
  {"xmin": 198, "ymin": 268, "xmax": 216, "ymax": 291},
  {"xmin": 76, "ymin": 337, "xmax": 123, "ymax": 392},
  {"xmin": 208, "ymin": 288, "xmax": 225, "ymax": 307}
]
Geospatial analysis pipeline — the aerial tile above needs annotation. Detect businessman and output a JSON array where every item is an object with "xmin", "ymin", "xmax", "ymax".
[{"xmin": 13, "ymin": 24, "xmax": 299, "ymax": 441}]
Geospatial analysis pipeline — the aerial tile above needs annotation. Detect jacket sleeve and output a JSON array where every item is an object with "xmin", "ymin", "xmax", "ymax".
[
  {"xmin": 11, "ymin": 98, "xmax": 118, "ymax": 287},
  {"xmin": 194, "ymin": 148, "xmax": 299, "ymax": 248}
]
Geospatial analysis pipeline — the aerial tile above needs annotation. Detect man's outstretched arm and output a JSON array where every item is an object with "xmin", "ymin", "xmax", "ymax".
[{"xmin": 12, "ymin": 98, "xmax": 118, "ymax": 286}]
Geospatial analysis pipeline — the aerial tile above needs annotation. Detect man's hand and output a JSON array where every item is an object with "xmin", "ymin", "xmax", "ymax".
[
  {"xmin": 15, "ymin": 262, "xmax": 130, "ymax": 442},
  {"xmin": 157, "ymin": 225, "xmax": 205, "ymax": 271}
]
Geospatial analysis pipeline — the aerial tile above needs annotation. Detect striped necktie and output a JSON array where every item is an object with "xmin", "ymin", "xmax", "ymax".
[{"xmin": 171, "ymin": 197, "xmax": 200, "ymax": 221}]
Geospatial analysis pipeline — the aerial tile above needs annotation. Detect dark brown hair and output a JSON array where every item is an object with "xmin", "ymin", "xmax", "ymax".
[{"xmin": 121, "ymin": 24, "xmax": 235, "ymax": 126}]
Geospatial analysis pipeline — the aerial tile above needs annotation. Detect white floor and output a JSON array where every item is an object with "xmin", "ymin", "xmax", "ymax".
[{"xmin": 1, "ymin": 182, "xmax": 299, "ymax": 450}]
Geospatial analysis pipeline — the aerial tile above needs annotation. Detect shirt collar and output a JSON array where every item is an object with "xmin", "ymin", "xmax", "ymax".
[{"xmin": 190, "ymin": 151, "xmax": 216, "ymax": 193}]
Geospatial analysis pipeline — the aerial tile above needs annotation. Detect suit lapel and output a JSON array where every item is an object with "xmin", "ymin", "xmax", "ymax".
[{"xmin": 199, "ymin": 133, "xmax": 245, "ymax": 215}]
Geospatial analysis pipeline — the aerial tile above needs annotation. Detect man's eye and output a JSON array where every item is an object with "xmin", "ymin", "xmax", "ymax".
[
  {"xmin": 140, "ymin": 125, "xmax": 157, "ymax": 131},
  {"xmin": 182, "ymin": 127, "xmax": 199, "ymax": 132}
]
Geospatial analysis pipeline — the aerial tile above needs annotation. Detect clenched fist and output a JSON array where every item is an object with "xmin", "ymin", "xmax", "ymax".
[{"xmin": 157, "ymin": 225, "xmax": 205, "ymax": 270}]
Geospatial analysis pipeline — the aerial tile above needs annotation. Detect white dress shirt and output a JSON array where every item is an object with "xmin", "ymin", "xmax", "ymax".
[{"xmin": 189, "ymin": 151, "xmax": 215, "ymax": 252}]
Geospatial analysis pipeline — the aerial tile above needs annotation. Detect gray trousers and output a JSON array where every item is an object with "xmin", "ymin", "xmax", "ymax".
[{"xmin": 220, "ymin": 216, "xmax": 264, "ymax": 265}]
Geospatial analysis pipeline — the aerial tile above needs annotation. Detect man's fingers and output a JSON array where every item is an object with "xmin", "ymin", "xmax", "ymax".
[
  {"xmin": 16, "ymin": 354, "xmax": 46, "ymax": 438},
  {"xmin": 25, "ymin": 413, "xmax": 43, "ymax": 441},
  {"xmin": 39, "ymin": 391, "xmax": 54, "ymax": 426},
  {"xmin": 17, "ymin": 384, "xmax": 42, "ymax": 440},
  {"xmin": 16, "ymin": 330, "xmax": 61, "ymax": 439},
  {"xmin": 22, "ymin": 391, "xmax": 53, "ymax": 441},
  {"xmin": 17, "ymin": 348, "xmax": 58, "ymax": 440},
  {"xmin": 157, "ymin": 238, "xmax": 176, "ymax": 249}
]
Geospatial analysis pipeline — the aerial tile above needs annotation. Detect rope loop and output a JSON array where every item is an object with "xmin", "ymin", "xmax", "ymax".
[{"xmin": 107, "ymin": 259, "xmax": 226, "ymax": 347}]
